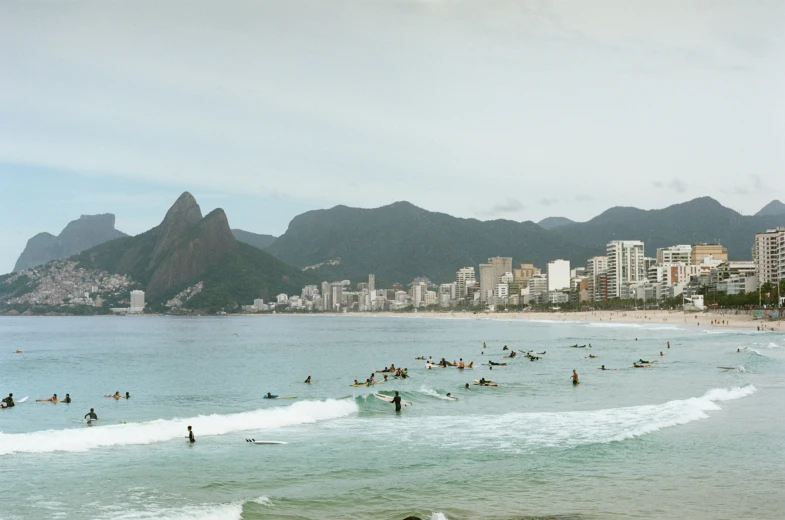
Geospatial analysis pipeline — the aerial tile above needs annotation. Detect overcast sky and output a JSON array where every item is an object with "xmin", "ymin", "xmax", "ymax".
[{"xmin": 1, "ymin": 0, "xmax": 784, "ymax": 274}]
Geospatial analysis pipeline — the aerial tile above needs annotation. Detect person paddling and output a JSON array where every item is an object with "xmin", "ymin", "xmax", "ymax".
[{"xmin": 84, "ymin": 408, "xmax": 98, "ymax": 426}]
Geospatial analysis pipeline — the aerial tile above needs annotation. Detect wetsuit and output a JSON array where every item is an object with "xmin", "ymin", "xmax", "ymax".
[
  {"xmin": 2, "ymin": 397, "xmax": 13, "ymax": 408},
  {"xmin": 85, "ymin": 411, "xmax": 98, "ymax": 420},
  {"xmin": 392, "ymin": 394, "xmax": 402, "ymax": 412},
  {"xmin": 64, "ymin": 397, "xmax": 72, "ymax": 403},
  {"xmin": 188, "ymin": 430, "xmax": 195, "ymax": 443}
]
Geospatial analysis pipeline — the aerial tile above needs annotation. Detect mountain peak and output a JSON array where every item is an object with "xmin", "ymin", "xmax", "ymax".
[
  {"xmin": 537, "ymin": 216, "xmax": 575, "ymax": 230},
  {"xmin": 755, "ymin": 200, "xmax": 785, "ymax": 217},
  {"xmin": 163, "ymin": 192, "xmax": 203, "ymax": 226}
]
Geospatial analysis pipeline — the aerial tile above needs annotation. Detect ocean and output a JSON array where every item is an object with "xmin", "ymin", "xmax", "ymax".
[{"xmin": 0, "ymin": 315, "xmax": 783, "ymax": 520}]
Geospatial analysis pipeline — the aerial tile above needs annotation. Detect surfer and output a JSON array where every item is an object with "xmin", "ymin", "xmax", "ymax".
[
  {"xmin": 537, "ymin": 351, "xmax": 546, "ymax": 355},
  {"xmin": 660, "ymin": 351, "xmax": 664, "ymax": 357},
  {"xmin": 464, "ymin": 383, "xmax": 470, "ymax": 390},
  {"xmin": 667, "ymin": 341, "xmax": 670, "ymax": 349},
  {"xmin": 125, "ymin": 392, "xmax": 130, "ymax": 399},
  {"xmin": 63, "ymin": 393, "xmax": 72, "ymax": 404},
  {"xmin": 14, "ymin": 350, "xmax": 22, "ymax": 353},
  {"xmin": 587, "ymin": 354, "xmax": 598, "ymax": 359},
  {"xmin": 186, "ymin": 425, "xmax": 195, "ymax": 443},
  {"xmin": 571, "ymin": 370, "xmax": 579, "ymax": 385},
  {"xmin": 266, "ymin": 392, "xmax": 277, "ymax": 399},
  {"xmin": 304, "ymin": 376, "xmax": 311, "ymax": 383},
  {"xmin": 383, "ymin": 374, "xmax": 388, "ymax": 381},
  {"xmin": 458, "ymin": 358, "xmax": 465, "ymax": 369},
  {"xmin": 353, "ymin": 379, "xmax": 360, "ymax": 386},
  {"xmin": 37, "ymin": 394, "xmax": 58, "ymax": 403},
  {"xmin": 503, "ymin": 345, "xmax": 509, "ymax": 350},
  {"xmin": 600, "ymin": 365, "xmax": 607, "ymax": 371},
  {"xmin": 2, "ymin": 393, "xmax": 13, "ymax": 408},
  {"xmin": 84, "ymin": 408, "xmax": 98, "ymax": 426},
  {"xmin": 391, "ymin": 391, "xmax": 402, "ymax": 412},
  {"xmin": 105, "ymin": 391, "xmax": 121, "ymax": 399},
  {"xmin": 638, "ymin": 359, "xmax": 651, "ymax": 364}
]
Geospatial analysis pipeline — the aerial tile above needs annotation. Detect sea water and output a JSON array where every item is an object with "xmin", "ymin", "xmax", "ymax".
[{"xmin": 0, "ymin": 315, "xmax": 783, "ymax": 519}]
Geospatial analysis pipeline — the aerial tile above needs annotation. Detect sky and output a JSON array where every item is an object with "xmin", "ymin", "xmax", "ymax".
[{"xmin": 1, "ymin": 0, "xmax": 784, "ymax": 274}]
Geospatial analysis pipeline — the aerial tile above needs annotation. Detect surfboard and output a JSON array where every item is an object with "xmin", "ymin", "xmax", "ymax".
[
  {"xmin": 445, "ymin": 396, "xmax": 458, "ymax": 401},
  {"xmin": 17, "ymin": 396, "xmax": 28, "ymax": 403},
  {"xmin": 373, "ymin": 393, "xmax": 412, "ymax": 406},
  {"xmin": 263, "ymin": 395, "xmax": 297, "ymax": 399},
  {"xmin": 246, "ymin": 439, "xmax": 287, "ymax": 445},
  {"xmin": 717, "ymin": 366, "xmax": 737, "ymax": 370},
  {"xmin": 473, "ymin": 379, "xmax": 498, "ymax": 387}
]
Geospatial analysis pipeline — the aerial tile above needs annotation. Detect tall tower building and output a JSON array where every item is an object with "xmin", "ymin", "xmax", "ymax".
[
  {"xmin": 130, "ymin": 290, "xmax": 145, "ymax": 313},
  {"xmin": 455, "ymin": 267, "xmax": 476, "ymax": 298},
  {"xmin": 606, "ymin": 241, "xmax": 645, "ymax": 298},
  {"xmin": 586, "ymin": 256, "xmax": 608, "ymax": 301},
  {"xmin": 368, "ymin": 274, "xmax": 375, "ymax": 293},
  {"xmin": 547, "ymin": 259, "xmax": 570, "ymax": 292},
  {"xmin": 479, "ymin": 263, "xmax": 495, "ymax": 303},
  {"xmin": 754, "ymin": 228, "xmax": 785, "ymax": 285}
]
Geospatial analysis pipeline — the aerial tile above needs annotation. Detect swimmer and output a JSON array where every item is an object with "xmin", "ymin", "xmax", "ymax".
[
  {"xmin": 571, "ymin": 370, "xmax": 579, "ymax": 385},
  {"xmin": 63, "ymin": 393, "xmax": 72, "ymax": 404}
]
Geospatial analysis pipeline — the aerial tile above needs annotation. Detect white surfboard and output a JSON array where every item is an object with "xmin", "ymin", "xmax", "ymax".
[
  {"xmin": 373, "ymin": 393, "xmax": 412, "ymax": 406},
  {"xmin": 17, "ymin": 396, "xmax": 29, "ymax": 403},
  {"xmin": 246, "ymin": 439, "xmax": 287, "ymax": 445}
]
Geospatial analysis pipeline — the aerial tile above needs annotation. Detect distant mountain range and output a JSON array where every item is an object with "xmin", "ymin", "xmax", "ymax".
[
  {"xmin": 10, "ymin": 197, "xmax": 785, "ymax": 292},
  {"xmin": 72, "ymin": 193, "xmax": 310, "ymax": 310},
  {"xmin": 14, "ymin": 214, "xmax": 127, "ymax": 272}
]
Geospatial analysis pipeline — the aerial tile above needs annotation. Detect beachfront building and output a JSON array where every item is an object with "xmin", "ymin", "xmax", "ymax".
[
  {"xmin": 130, "ymin": 290, "xmax": 145, "ymax": 313},
  {"xmin": 586, "ymin": 256, "xmax": 609, "ymax": 301},
  {"xmin": 547, "ymin": 259, "xmax": 570, "ymax": 292},
  {"xmin": 754, "ymin": 228, "xmax": 785, "ymax": 285},
  {"xmin": 424, "ymin": 290, "xmax": 438, "ymax": 307},
  {"xmin": 479, "ymin": 263, "xmax": 495, "ymax": 303},
  {"xmin": 528, "ymin": 274, "xmax": 549, "ymax": 305},
  {"xmin": 513, "ymin": 263, "xmax": 540, "ymax": 286},
  {"xmin": 455, "ymin": 267, "xmax": 476, "ymax": 299},
  {"xmin": 606, "ymin": 240, "xmax": 645, "ymax": 299}
]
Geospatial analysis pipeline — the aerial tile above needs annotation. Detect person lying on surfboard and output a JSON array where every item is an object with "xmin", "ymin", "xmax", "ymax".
[
  {"xmin": 105, "ymin": 391, "xmax": 121, "ymax": 399},
  {"xmin": 36, "ymin": 393, "xmax": 58, "ymax": 402}
]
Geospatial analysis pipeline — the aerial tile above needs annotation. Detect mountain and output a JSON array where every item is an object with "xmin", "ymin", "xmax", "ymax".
[
  {"xmin": 75, "ymin": 193, "xmax": 311, "ymax": 310},
  {"xmin": 551, "ymin": 197, "xmax": 785, "ymax": 259},
  {"xmin": 537, "ymin": 217, "xmax": 576, "ymax": 230},
  {"xmin": 232, "ymin": 229, "xmax": 277, "ymax": 250},
  {"xmin": 266, "ymin": 201, "xmax": 595, "ymax": 285},
  {"xmin": 14, "ymin": 214, "xmax": 127, "ymax": 272},
  {"xmin": 755, "ymin": 200, "xmax": 785, "ymax": 217}
]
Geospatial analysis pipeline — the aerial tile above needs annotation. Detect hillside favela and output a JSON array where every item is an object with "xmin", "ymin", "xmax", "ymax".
[{"xmin": 3, "ymin": 3, "xmax": 785, "ymax": 520}]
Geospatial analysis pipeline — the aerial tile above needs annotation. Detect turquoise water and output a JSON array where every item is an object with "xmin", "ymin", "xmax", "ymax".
[{"xmin": 1, "ymin": 315, "xmax": 783, "ymax": 520}]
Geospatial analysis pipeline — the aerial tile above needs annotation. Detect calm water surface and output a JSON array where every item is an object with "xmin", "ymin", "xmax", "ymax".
[{"xmin": 0, "ymin": 315, "xmax": 783, "ymax": 520}]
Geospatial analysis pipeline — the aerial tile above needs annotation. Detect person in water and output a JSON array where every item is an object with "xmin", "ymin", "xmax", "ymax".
[
  {"xmin": 503, "ymin": 345, "xmax": 509, "ymax": 350},
  {"xmin": 391, "ymin": 391, "xmax": 402, "ymax": 412},
  {"xmin": 353, "ymin": 379, "xmax": 359, "ymax": 385},
  {"xmin": 458, "ymin": 358, "xmax": 465, "ymax": 369},
  {"xmin": 600, "ymin": 365, "xmax": 607, "ymax": 370},
  {"xmin": 85, "ymin": 408, "xmax": 98, "ymax": 426},
  {"xmin": 125, "ymin": 392, "xmax": 130, "ymax": 399},
  {"xmin": 37, "ymin": 393, "xmax": 58, "ymax": 402},
  {"xmin": 446, "ymin": 393, "xmax": 453, "ymax": 398},
  {"xmin": 63, "ymin": 393, "xmax": 72, "ymax": 404},
  {"xmin": 266, "ymin": 392, "xmax": 276, "ymax": 399},
  {"xmin": 304, "ymin": 376, "xmax": 311, "ymax": 384},
  {"xmin": 464, "ymin": 383, "xmax": 470, "ymax": 390},
  {"xmin": 186, "ymin": 425, "xmax": 195, "ymax": 443},
  {"xmin": 509, "ymin": 350, "xmax": 517, "ymax": 358},
  {"xmin": 383, "ymin": 374, "xmax": 388, "ymax": 381},
  {"xmin": 571, "ymin": 370, "xmax": 579, "ymax": 385},
  {"xmin": 105, "ymin": 391, "xmax": 121, "ymax": 399},
  {"xmin": 2, "ymin": 393, "xmax": 14, "ymax": 408}
]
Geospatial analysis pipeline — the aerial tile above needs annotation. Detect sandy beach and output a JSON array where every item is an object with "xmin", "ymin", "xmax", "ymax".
[{"xmin": 356, "ymin": 309, "xmax": 785, "ymax": 332}]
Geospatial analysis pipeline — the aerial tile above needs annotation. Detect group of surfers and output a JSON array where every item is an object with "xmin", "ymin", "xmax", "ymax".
[
  {"xmin": 422, "ymin": 357, "xmax": 475, "ymax": 369},
  {"xmin": 353, "ymin": 367, "xmax": 409, "ymax": 386},
  {"xmin": 31, "ymin": 391, "xmax": 130, "ymax": 403}
]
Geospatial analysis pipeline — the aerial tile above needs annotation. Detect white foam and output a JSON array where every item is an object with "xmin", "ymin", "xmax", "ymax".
[
  {"xmin": 418, "ymin": 385, "xmax": 455, "ymax": 401},
  {"xmin": 101, "ymin": 503, "xmax": 243, "ymax": 520},
  {"xmin": 338, "ymin": 385, "xmax": 757, "ymax": 453},
  {"xmin": 432, "ymin": 513, "xmax": 449, "ymax": 520},
  {"xmin": 0, "ymin": 399, "xmax": 357, "ymax": 455}
]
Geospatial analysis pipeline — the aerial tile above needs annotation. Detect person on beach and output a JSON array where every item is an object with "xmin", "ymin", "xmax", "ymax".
[
  {"xmin": 63, "ymin": 394, "xmax": 72, "ymax": 404},
  {"xmin": 571, "ymin": 370, "xmax": 579, "ymax": 385},
  {"xmin": 37, "ymin": 394, "xmax": 58, "ymax": 402},
  {"xmin": 186, "ymin": 425, "xmax": 195, "ymax": 443},
  {"xmin": 391, "ymin": 391, "xmax": 402, "ymax": 412},
  {"xmin": 2, "ymin": 393, "xmax": 14, "ymax": 408},
  {"xmin": 85, "ymin": 408, "xmax": 98, "ymax": 426},
  {"xmin": 304, "ymin": 376, "xmax": 311, "ymax": 383}
]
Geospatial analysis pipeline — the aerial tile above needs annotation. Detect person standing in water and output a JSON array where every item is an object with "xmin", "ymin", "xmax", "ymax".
[
  {"xmin": 304, "ymin": 376, "xmax": 311, "ymax": 384},
  {"xmin": 391, "ymin": 391, "xmax": 402, "ymax": 412},
  {"xmin": 186, "ymin": 425, "xmax": 195, "ymax": 443},
  {"xmin": 84, "ymin": 408, "xmax": 98, "ymax": 426},
  {"xmin": 571, "ymin": 370, "xmax": 579, "ymax": 385}
]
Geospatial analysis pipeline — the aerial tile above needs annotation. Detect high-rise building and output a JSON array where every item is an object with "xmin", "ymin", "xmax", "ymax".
[
  {"xmin": 488, "ymin": 257, "xmax": 513, "ymax": 286},
  {"xmin": 586, "ymin": 256, "xmax": 608, "ymax": 301},
  {"xmin": 321, "ymin": 281, "xmax": 331, "ymax": 310},
  {"xmin": 606, "ymin": 241, "xmax": 645, "ymax": 298},
  {"xmin": 691, "ymin": 243, "xmax": 728, "ymax": 265},
  {"xmin": 330, "ymin": 284, "xmax": 343, "ymax": 311},
  {"xmin": 479, "ymin": 263, "xmax": 495, "ymax": 303},
  {"xmin": 130, "ymin": 290, "xmax": 145, "ymax": 313},
  {"xmin": 657, "ymin": 245, "xmax": 692, "ymax": 265},
  {"xmin": 547, "ymin": 259, "xmax": 570, "ymax": 292},
  {"xmin": 368, "ymin": 274, "xmax": 375, "ymax": 293},
  {"xmin": 455, "ymin": 267, "xmax": 476, "ymax": 298},
  {"xmin": 513, "ymin": 263, "xmax": 539, "ymax": 285},
  {"xmin": 527, "ymin": 274, "xmax": 548, "ymax": 304},
  {"xmin": 754, "ymin": 228, "xmax": 785, "ymax": 285}
]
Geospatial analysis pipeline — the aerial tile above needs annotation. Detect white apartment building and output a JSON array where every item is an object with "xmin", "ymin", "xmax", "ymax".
[
  {"xmin": 528, "ymin": 274, "xmax": 549, "ymax": 304},
  {"xmin": 455, "ymin": 267, "xmax": 476, "ymax": 298},
  {"xmin": 425, "ymin": 290, "xmax": 438, "ymax": 307},
  {"xmin": 276, "ymin": 293, "xmax": 289, "ymax": 304},
  {"xmin": 586, "ymin": 256, "xmax": 608, "ymax": 301},
  {"xmin": 130, "ymin": 290, "xmax": 145, "ymax": 313},
  {"xmin": 657, "ymin": 245, "xmax": 692, "ymax": 265},
  {"xmin": 495, "ymin": 283, "xmax": 509, "ymax": 299},
  {"xmin": 547, "ymin": 259, "xmax": 571, "ymax": 292},
  {"xmin": 606, "ymin": 240, "xmax": 645, "ymax": 298},
  {"xmin": 754, "ymin": 228, "xmax": 785, "ymax": 285}
]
